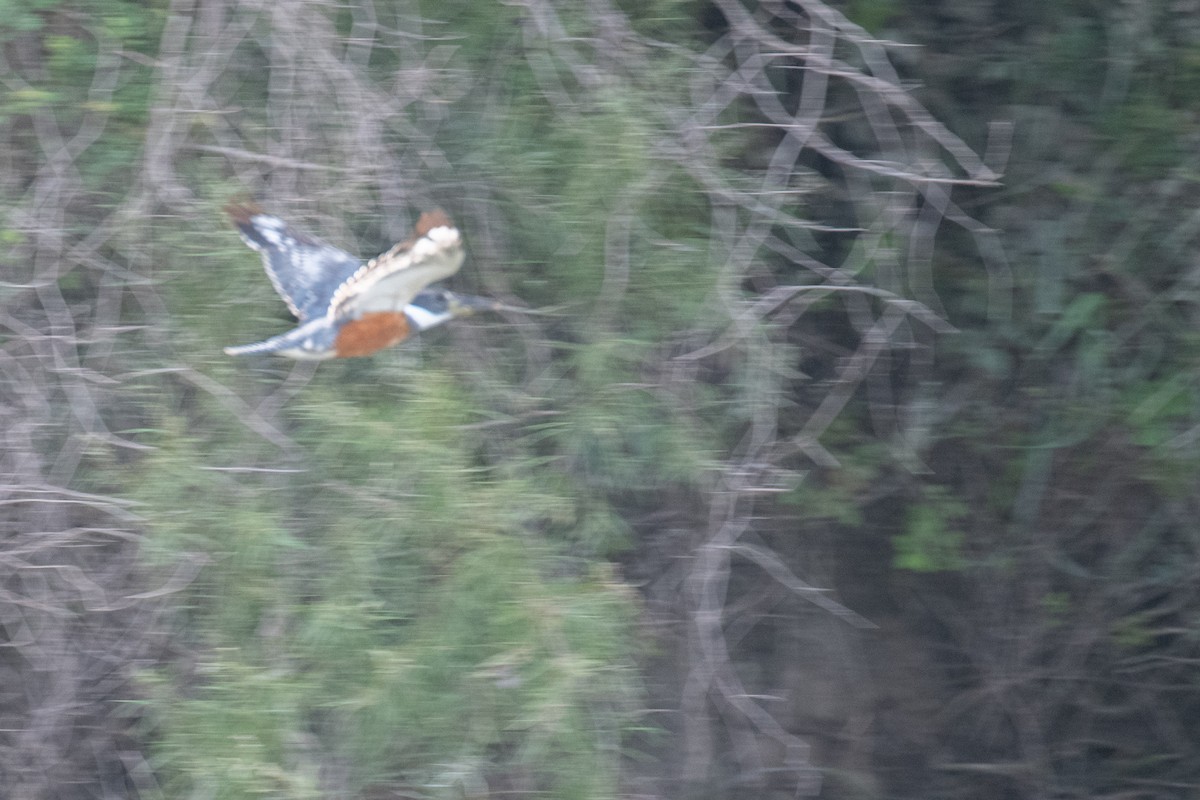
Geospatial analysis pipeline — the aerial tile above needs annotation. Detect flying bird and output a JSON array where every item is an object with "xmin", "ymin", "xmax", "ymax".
[{"xmin": 224, "ymin": 202, "xmax": 495, "ymax": 360}]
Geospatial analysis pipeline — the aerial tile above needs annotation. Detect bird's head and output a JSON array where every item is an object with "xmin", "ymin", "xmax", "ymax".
[{"xmin": 406, "ymin": 289, "xmax": 502, "ymax": 331}]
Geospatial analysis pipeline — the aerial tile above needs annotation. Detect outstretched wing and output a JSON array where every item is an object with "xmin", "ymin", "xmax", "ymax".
[
  {"xmin": 225, "ymin": 202, "xmax": 363, "ymax": 321},
  {"xmin": 329, "ymin": 210, "xmax": 465, "ymax": 320}
]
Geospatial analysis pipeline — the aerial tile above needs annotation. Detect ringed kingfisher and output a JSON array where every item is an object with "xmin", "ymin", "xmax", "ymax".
[{"xmin": 224, "ymin": 202, "xmax": 499, "ymax": 360}]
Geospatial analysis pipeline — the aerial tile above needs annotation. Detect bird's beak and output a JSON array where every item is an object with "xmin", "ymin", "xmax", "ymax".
[
  {"xmin": 447, "ymin": 292, "xmax": 567, "ymax": 317},
  {"xmin": 447, "ymin": 293, "xmax": 505, "ymax": 316}
]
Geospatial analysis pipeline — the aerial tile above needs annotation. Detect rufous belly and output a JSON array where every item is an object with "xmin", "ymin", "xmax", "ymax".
[{"xmin": 333, "ymin": 311, "xmax": 411, "ymax": 358}]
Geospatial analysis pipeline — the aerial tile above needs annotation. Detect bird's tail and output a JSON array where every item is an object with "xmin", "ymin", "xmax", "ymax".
[
  {"xmin": 224, "ymin": 317, "xmax": 337, "ymax": 360},
  {"xmin": 223, "ymin": 199, "xmax": 272, "ymax": 252}
]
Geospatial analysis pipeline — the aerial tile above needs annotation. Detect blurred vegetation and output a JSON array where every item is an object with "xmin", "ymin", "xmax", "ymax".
[{"xmin": 5, "ymin": 0, "xmax": 1200, "ymax": 799}]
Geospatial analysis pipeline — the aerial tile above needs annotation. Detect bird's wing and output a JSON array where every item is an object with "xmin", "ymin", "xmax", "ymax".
[
  {"xmin": 223, "ymin": 316, "xmax": 339, "ymax": 360},
  {"xmin": 225, "ymin": 202, "xmax": 364, "ymax": 322},
  {"xmin": 328, "ymin": 210, "xmax": 465, "ymax": 320}
]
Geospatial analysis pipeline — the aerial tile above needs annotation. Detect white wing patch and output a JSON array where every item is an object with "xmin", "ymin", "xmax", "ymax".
[
  {"xmin": 237, "ymin": 212, "xmax": 363, "ymax": 321},
  {"xmin": 256, "ymin": 217, "xmax": 286, "ymax": 248}
]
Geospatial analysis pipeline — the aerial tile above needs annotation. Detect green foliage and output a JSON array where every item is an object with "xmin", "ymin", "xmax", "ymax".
[
  {"xmin": 1125, "ymin": 374, "xmax": 1193, "ymax": 449},
  {"xmin": 893, "ymin": 486, "xmax": 967, "ymax": 572},
  {"xmin": 1040, "ymin": 590, "xmax": 1071, "ymax": 625},
  {"xmin": 616, "ymin": 0, "xmax": 706, "ymax": 39},
  {"xmin": 1110, "ymin": 611, "xmax": 1156, "ymax": 652},
  {"xmin": 132, "ymin": 365, "xmax": 642, "ymax": 796},
  {"xmin": 782, "ymin": 441, "xmax": 881, "ymax": 527},
  {"xmin": 1018, "ymin": 15, "xmax": 1106, "ymax": 107},
  {"xmin": 141, "ymin": 662, "xmax": 322, "ymax": 800},
  {"xmin": 0, "ymin": 0, "xmax": 60, "ymax": 39},
  {"xmin": 845, "ymin": 0, "xmax": 899, "ymax": 33},
  {"xmin": 1103, "ymin": 92, "xmax": 1188, "ymax": 178}
]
